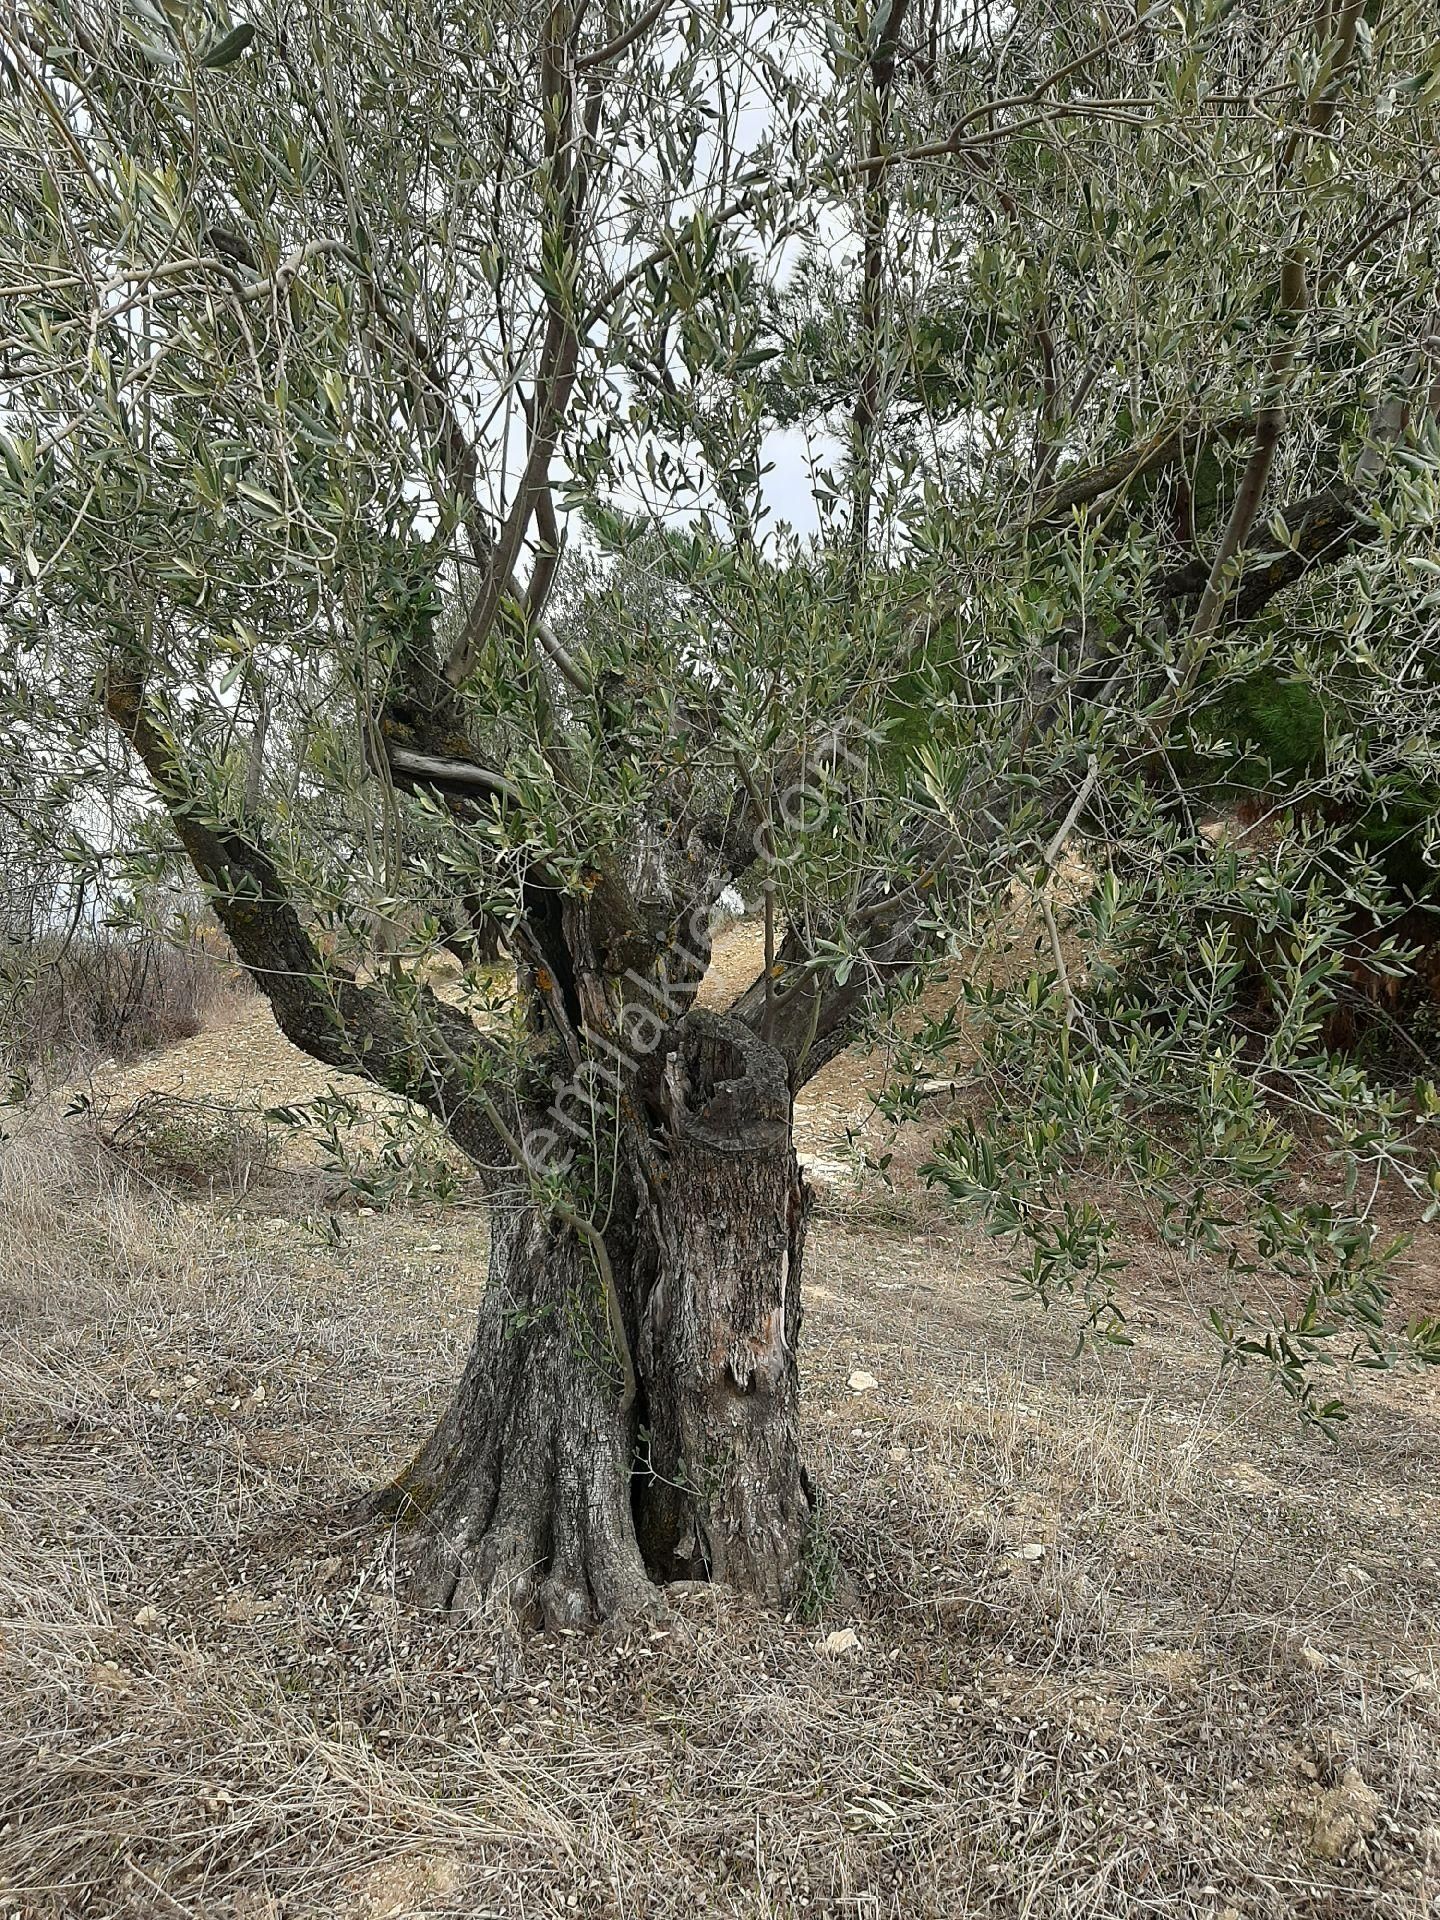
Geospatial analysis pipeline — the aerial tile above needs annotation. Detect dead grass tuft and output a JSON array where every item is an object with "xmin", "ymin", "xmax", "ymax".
[{"xmin": 85, "ymin": 1089, "xmax": 276, "ymax": 1199}]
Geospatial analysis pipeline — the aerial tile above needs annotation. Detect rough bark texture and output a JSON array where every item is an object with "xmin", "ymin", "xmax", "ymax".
[
  {"xmin": 377, "ymin": 1203, "xmax": 652, "ymax": 1629},
  {"xmin": 634, "ymin": 1012, "xmax": 811, "ymax": 1605},
  {"xmin": 113, "ymin": 661, "xmax": 817, "ymax": 1625},
  {"xmin": 377, "ymin": 1008, "xmax": 814, "ymax": 1625}
]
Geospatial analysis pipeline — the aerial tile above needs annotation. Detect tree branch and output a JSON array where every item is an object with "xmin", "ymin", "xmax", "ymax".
[
  {"xmin": 1029, "ymin": 414, "xmax": 1249, "ymax": 527},
  {"xmin": 104, "ymin": 666, "xmax": 515, "ymax": 1175},
  {"xmin": 576, "ymin": 0, "xmax": 672, "ymax": 70},
  {"xmin": 385, "ymin": 746, "xmax": 528, "ymax": 810},
  {"xmin": 1177, "ymin": 0, "xmax": 1363, "ymax": 686}
]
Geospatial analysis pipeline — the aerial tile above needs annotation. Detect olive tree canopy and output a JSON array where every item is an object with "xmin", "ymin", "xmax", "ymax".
[{"xmin": 3, "ymin": 0, "xmax": 1438, "ymax": 1620}]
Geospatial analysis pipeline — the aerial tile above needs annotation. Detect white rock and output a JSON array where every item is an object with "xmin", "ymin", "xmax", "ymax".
[{"xmin": 847, "ymin": 1369, "xmax": 878, "ymax": 1393}]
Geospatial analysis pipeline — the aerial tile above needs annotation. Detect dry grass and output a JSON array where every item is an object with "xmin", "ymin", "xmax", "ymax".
[{"xmin": 2, "ymin": 1048, "xmax": 1440, "ymax": 1916}]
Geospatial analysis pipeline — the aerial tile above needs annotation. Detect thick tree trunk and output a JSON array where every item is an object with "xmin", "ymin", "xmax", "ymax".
[
  {"xmin": 375, "ymin": 1009, "xmax": 813, "ymax": 1626},
  {"xmin": 633, "ymin": 1012, "xmax": 811, "ymax": 1606},
  {"xmin": 376, "ymin": 1201, "xmax": 652, "ymax": 1628}
]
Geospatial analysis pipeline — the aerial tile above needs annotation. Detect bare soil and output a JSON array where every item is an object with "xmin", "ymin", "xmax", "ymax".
[{"xmin": 1, "ymin": 926, "xmax": 1438, "ymax": 1918}]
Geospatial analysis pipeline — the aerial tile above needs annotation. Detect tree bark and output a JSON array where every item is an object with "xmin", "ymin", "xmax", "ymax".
[
  {"xmin": 374, "ymin": 1199, "xmax": 653, "ymax": 1629},
  {"xmin": 634, "ymin": 1012, "xmax": 812, "ymax": 1607},
  {"xmin": 111, "ymin": 664, "xmax": 815, "ymax": 1626},
  {"xmin": 374, "ymin": 1009, "xmax": 814, "ymax": 1625}
]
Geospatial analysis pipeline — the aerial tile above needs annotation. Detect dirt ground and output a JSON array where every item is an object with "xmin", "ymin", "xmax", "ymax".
[{"xmin": 2, "ymin": 928, "xmax": 1439, "ymax": 1918}]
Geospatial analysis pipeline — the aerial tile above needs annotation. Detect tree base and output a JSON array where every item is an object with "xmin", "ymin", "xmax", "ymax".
[
  {"xmin": 369, "ymin": 1011, "xmax": 815, "ymax": 1627},
  {"xmin": 373, "ymin": 1208, "xmax": 651, "ymax": 1630}
]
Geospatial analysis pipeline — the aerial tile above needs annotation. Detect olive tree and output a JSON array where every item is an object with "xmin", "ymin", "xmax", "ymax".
[{"xmin": 2, "ymin": 0, "xmax": 1438, "ymax": 1623}]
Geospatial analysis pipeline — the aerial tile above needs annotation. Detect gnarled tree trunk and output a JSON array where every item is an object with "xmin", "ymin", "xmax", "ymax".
[
  {"xmin": 375, "ymin": 1009, "xmax": 813, "ymax": 1627},
  {"xmin": 634, "ymin": 1012, "xmax": 811, "ymax": 1606},
  {"xmin": 376, "ymin": 1201, "xmax": 653, "ymax": 1628}
]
